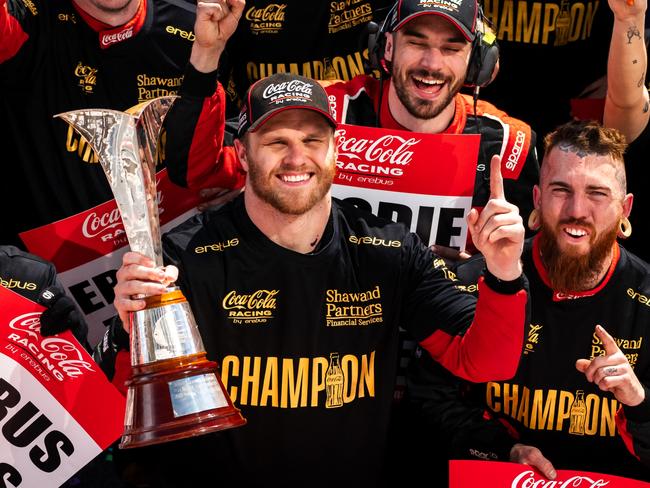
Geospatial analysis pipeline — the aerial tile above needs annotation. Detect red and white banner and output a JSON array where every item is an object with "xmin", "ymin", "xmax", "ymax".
[
  {"xmin": 0, "ymin": 286, "xmax": 125, "ymax": 487},
  {"xmin": 449, "ymin": 460, "xmax": 650, "ymax": 487},
  {"xmin": 19, "ymin": 169, "xmax": 201, "ymax": 344},
  {"xmin": 333, "ymin": 124, "xmax": 480, "ymax": 251}
]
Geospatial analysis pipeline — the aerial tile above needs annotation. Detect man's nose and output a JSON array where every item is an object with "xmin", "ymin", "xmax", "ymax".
[
  {"xmin": 564, "ymin": 194, "xmax": 589, "ymax": 220},
  {"xmin": 419, "ymin": 47, "xmax": 445, "ymax": 72}
]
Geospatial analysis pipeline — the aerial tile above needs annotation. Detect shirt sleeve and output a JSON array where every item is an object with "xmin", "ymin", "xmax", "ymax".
[
  {"xmin": 400, "ymin": 234, "xmax": 528, "ymax": 383},
  {"xmin": 163, "ymin": 63, "xmax": 246, "ymax": 192},
  {"xmin": 0, "ymin": 0, "xmax": 31, "ymax": 65}
]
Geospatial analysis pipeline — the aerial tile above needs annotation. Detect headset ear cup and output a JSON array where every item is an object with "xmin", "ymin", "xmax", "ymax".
[{"xmin": 465, "ymin": 35, "xmax": 499, "ymax": 88}]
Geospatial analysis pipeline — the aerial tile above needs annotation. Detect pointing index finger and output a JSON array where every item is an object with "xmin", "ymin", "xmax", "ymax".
[
  {"xmin": 489, "ymin": 154, "xmax": 505, "ymax": 200},
  {"xmin": 596, "ymin": 324, "xmax": 620, "ymax": 355}
]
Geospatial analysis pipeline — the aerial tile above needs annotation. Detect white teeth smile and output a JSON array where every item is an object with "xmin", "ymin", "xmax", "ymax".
[
  {"xmin": 565, "ymin": 227, "xmax": 587, "ymax": 237},
  {"xmin": 281, "ymin": 174, "xmax": 310, "ymax": 183},
  {"xmin": 413, "ymin": 76, "xmax": 443, "ymax": 85}
]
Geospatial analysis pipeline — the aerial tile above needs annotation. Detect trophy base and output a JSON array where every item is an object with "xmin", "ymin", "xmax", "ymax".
[{"xmin": 120, "ymin": 353, "xmax": 246, "ymax": 449}]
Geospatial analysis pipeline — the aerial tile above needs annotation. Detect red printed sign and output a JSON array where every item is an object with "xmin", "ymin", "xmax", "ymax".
[
  {"xmin": 19, "ymin": 169, "xmax": 201, "ymax": 344},
  {"xmin": 449, "ymin": 460, "xmax": 650, "ymax": 488},
  {"xmin": 333, "ymin": 124, "xmax": 479, "ymax": 251},
  {"xmin": 0, "ymin": 286, "xmax": 125, "ymax": 487}
]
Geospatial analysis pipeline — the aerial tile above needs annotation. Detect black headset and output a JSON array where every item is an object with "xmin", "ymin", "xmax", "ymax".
[{"xmin": 366, "ymin": 2, "xmax": 499, "ymax": 88}]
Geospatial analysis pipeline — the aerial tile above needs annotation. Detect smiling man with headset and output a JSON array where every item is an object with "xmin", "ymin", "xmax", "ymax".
[{"xmin": 165, "ymin": 0, "xmax": 540, "ymax": 259}]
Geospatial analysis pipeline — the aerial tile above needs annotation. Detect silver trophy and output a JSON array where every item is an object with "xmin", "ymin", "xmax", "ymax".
[{"xmin": 56, "ymin": 98, "xmax": 245, "ymax": 449}]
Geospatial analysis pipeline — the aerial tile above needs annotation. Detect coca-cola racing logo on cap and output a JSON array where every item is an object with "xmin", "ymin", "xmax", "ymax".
[
  {"xmin": 261, "ymin": 80, "xmax": 314, "ymax": 105},
  {"xmin": 7, "ymin": 312, "xmax": 96, "ymax": 382}
]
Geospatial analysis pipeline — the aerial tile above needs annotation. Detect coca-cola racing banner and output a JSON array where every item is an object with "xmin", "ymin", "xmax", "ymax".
[
  {"xmin": 449, "ymin": 460, "xmax": 650, "ymax": 488},
  {"xmin": 0, "ymin": 286, "xmax": 125, "ymax": 487},
  {"xmin": 333, "ymin": 124, "xmax": 480, "ymax": 251},
  {"xmin": 20, "ymin": 169, "xmax": 201, "ymax": 344}
]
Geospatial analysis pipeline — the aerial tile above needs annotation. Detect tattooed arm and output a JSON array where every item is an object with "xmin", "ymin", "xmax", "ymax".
[{"xmin": 603, "ymin": 0, "xmax": 650, "ymax": 143}]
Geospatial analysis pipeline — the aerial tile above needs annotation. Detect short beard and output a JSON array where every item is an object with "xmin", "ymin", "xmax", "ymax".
[
  {"xmin": 247, "ymin": 155, "xmax": 336, "ymax": 215},
  {"xmin": 391, "ymin": 67, "xmax": 461, "ymax": 120},
  {"xmin": 538, "ymin": 218, "xmax": 618, "ymax": 293}
]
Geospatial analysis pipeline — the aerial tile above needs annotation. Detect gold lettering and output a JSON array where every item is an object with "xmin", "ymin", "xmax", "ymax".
[
  {"xmin": 221, "ymin": 355, "xmax": 239, "ymax": 402},
  {"xmin": 311, "ymin": 357, "xmax": 328, "ymax": 406},
  {"xmin": 487, "ymin": 382, "xmax": 501, "ymax": 411},
  {"xmin": 342, "ymin": 354, "xmax": 357, "ymax": 403},
  {"xmin": 240, "ymin": 356, "xmax": 261, "ymax": 406},
  {"xmin": 281, "ymin": 358, "xmax": 309, "ymax": 408},
  {"xmin": 516, "ymin": 1, "xmax": 541, "ymax": 43},
  {"xmin": 359, "ymin": 351, "xmax": 375, "ymax": 398},
  {"xmin": 531, "ymin": 388, "xmax": 556, "ymax": 430},
  {"xmin": 498, "ymin": 0, "xmax": 515, "ymax": 41},
  {"xmin": 556, "ymin": 390, "xmax": 572, "ymax": 430},
  {"xmin": 541, "ymin": 3, "xmax": 559, "ymax": 44},
  {"xmin": 260, "ymin": 356, "xmax": 279, "ymax": 407},
  {"xmin": 503, "ymin": 383, "xmax": 519, "ymax": 416}
]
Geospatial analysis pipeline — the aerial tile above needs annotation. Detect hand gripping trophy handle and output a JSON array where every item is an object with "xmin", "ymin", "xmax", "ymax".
[{"xmin": 56, "ymin": 98, "xmax": 245, "ymax": 449}]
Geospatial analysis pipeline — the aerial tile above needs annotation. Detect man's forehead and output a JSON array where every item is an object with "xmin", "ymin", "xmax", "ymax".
[
  {"xmin": 543, "ymin": 148, "xmax": 620, "ymax": 184},
  {"xmin": 399, "ymin": 14, "xmax": 467, "ymax": 39}
]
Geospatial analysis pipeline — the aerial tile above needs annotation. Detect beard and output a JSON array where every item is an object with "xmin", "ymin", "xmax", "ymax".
[
  {"xmin": 247, "ymin": 154, "xmax": 336, "ymax": 215},
  {"xmin": 391, "ymin": 66, "xmax": 463, "ymax": 120},
  {"xmin": 538, "ymin": 217, "xmax": 619, "ymax": 293}
]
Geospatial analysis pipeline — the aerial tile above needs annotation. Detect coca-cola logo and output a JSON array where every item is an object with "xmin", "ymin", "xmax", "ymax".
[
  {"xmin": 245, "ymin": 4, "xmax": 286, "ymax": 21},
  {"xmin": 336, "ymin": 129, "xmax": 419, "ymax": 166},
  {"xmin": 7, "ymin": 312, "xmax": 95, "ymax": 381},
  {"xmin": 512, "ymin": 470, "xmax": 609, "ymax": 488},
  {"xmin": 81, "ymin": 184, "xmax": 164, "ymax": 241},
  {"xmin": 82, "ymin": 208, "xmax": 123, "ymax": 239},
  {"xmin": 100, "ymin": 27, "xmax": 134, "ymax": 48},
  {"xmin": 262, "ymin": 80, "xmax": 313, "ymax": 100}
]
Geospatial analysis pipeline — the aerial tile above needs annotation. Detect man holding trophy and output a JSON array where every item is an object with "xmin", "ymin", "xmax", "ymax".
[{"xmin": 97, "ymin": 64, "xmax": 531, "ymax": 484}]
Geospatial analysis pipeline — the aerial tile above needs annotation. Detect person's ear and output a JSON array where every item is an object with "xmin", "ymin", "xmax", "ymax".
[
  {"xmin": 234, "ymin": 138, "xmax": 249, "ymax": 172},
  {"xmin": 384, "ymin": 32, "xmax": 394, "ymax": 63}
]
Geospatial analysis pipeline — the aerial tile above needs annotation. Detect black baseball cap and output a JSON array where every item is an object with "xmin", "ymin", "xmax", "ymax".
[
  {"xmin": 387, "ymin": 0, "xmax": 479, "ymax": 41},
  {"xmin": 237, "ymin": 73, "xmax": 337, "ymax": 137}
]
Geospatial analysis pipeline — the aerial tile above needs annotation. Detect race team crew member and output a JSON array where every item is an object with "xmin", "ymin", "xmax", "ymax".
[
  {"xmin": 164, "ymin": 0, "xmax": 540, "ymax": 254},
  {"xmin": 106, "ymin": 73, "xmax": 529, "ymax": 487},
  {"xmin": 0, "ymin": 0, "xmax": 244, "ymax": 247},
  {"xmin": 407, "ymin": 120, "xmax": 650, "ymax": 481},
  {"xmin": 0, "ymin": 245, "xmax": 90, "ymax": 350}
]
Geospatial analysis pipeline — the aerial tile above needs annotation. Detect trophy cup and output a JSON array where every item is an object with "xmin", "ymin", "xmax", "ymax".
[{"xmin": 56, "ymin": 98, "xmax": 246, "ymax": 448}]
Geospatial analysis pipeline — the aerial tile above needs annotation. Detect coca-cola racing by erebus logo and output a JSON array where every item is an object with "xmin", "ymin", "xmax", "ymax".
[
  {"xmin": 336, "ymin": 128, "xmax": 420, "ymax": 178},
  {"xmin": 6, "ymin": 312, "xmax": 95, "ymax": 382},
  {"xmin": 262, "ymin": 80, "xmax": 314, "ymax": 105}
]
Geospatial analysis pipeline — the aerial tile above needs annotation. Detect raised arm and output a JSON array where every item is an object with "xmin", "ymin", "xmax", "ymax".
[
  {"xmin": 164, "ymin": 0, "xmax": 246, "ymax": 192},
  {"xmin": 603, "ymin": 0, "xmax": 650, "ymax": 143}
]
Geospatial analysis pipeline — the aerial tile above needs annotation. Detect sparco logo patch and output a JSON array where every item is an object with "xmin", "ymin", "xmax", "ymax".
[{"xmin": 505, "ymin": 130, "xmax": 526, "ymax": 171}]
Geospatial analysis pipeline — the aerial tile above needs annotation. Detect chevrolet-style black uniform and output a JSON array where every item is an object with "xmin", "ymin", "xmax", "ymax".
[
  {"xmin": 408, "ymin": 236, "xmax": 650, "ymax": 480},
  {"xmin": 109, "ymin": 194, "xmax": 528, "ymax": 487},
  {"xmin": 0, "ymin": 0, "xmax": 242, "ymax": 247},
  {"xmin": 165, "ymin": 71, "xmax": 540, "ymax": 252}
]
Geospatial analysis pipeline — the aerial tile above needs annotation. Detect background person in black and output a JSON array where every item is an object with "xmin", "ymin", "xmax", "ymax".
[
  {"xmin": 107, "ymin": 73, "xmax": 529, "ymax": 487},
  {"xmin": 405, "ymin": 120, "xmax": 650, "ymax": 482},
  {"xmin": 216, "ymin": 0, "xmax": 394, "ymax": 117},
  {"xmin": 0, "ymin": 0, "xmax": 244, "ymax": 249}
]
